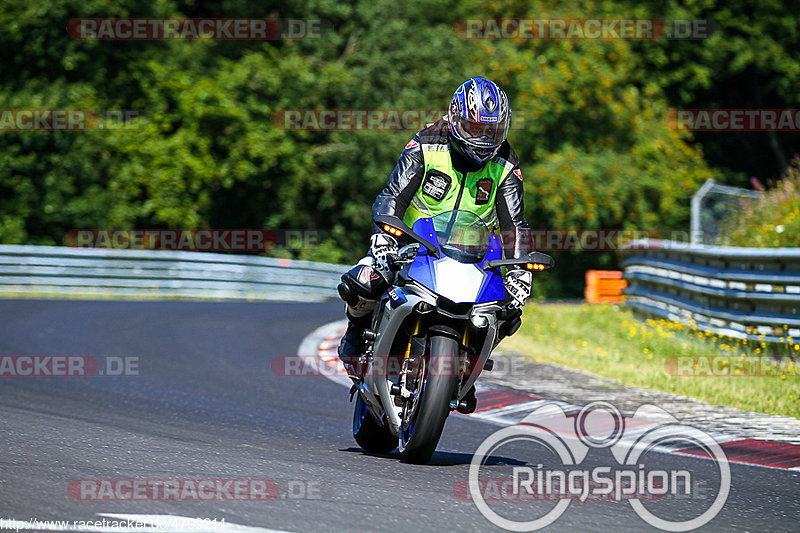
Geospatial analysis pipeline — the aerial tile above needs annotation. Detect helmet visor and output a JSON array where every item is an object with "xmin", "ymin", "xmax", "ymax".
[{"xmin": 453, "ymin": 115, "xmax": 508, "ymax": 147}]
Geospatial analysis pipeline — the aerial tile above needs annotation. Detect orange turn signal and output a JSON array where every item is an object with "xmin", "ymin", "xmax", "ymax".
[{"xmin": 383, "ymin": 224, "xmax": 403, "ymax": 237}]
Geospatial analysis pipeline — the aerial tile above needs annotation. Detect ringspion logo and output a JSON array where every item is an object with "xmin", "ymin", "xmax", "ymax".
[{"xmin": 467, "ymin": 402, "xmax": 730, "ymax": 531}]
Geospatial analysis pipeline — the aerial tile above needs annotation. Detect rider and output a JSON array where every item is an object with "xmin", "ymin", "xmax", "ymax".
[{"xmin": 338, "ymin": 76, "xmax": 533, "ymax": 364}]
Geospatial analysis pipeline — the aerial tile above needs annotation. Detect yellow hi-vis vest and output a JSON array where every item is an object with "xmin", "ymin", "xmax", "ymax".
[{"xmin": 402, "ymin": 131, "xmax": 516, "ymax": 232}]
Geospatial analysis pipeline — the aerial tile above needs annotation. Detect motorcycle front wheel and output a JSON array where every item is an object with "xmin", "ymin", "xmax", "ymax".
[
  {"xmin": 398, "ymin": 334, "xmax": 459, "ymax": 464},
  {"xmin": 353, "ymin": 392, "xmax": 397, "ymax": 454}
]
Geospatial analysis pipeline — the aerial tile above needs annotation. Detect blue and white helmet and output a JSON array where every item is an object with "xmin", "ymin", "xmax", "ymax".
[{"xmin": 448, "ymin": 76, "xmax": 511, "ymax": 165}]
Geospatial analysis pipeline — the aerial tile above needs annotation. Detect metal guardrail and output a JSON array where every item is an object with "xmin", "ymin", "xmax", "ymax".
[
  {"xmin": 622, "ymin": 240, "xmax": 800, "ymax": 342},
  {"xmin": 0, "ymin": 244, "xmax": 345, "ymax": 301}
]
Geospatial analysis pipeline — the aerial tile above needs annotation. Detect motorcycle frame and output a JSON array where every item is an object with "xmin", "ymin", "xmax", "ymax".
[{"xmin": 357, "ymin": 273, "xmax": 502, "ymax": 437}]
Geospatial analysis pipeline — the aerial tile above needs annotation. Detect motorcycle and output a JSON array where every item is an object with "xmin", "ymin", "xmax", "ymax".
[{"xmin": 338, "ymin": 209, "xmax": 554, "ymax": 464}]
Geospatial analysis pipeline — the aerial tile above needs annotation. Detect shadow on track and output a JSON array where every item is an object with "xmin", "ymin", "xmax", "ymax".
[{"xmin": 340, "ymin": 447, "xmax": 527, "ymax": 466}]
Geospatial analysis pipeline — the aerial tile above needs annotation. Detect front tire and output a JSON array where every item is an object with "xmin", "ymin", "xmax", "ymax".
[
  {"xmin": 398, "ymin": 335, "xmax": 459, "ymax": 464},
  {"xmin": 353, "ymin": 392, "xmax": 396, "ymax": 454}
]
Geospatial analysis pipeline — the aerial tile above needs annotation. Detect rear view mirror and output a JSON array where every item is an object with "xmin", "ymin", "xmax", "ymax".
[
  {"xmin": 522, "ymin": 251, "xmax": 555, "ymax": 271},
  {"xmin": 483, "ymin": 251, "xmax": 555, "ymax": 271},
  {"xmin": 373, "ymin": 214, "xmax": 440, "ymax": 258}
]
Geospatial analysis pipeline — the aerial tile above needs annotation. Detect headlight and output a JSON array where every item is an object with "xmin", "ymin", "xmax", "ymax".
[
  {"xmin": 470, "ymin": 314, "xmax": 490, "ymax": 328},
  {"xmin": 416, "ymin": 301, "xmax": 434, "ymax": 313}
]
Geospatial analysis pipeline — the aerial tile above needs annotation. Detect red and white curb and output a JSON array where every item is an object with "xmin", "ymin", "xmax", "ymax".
[{"xmin": 299, "ymin": 320, "xmax": 800, "ymax": 471}]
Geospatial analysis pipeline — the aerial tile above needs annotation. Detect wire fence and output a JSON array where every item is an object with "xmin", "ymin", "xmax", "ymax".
[{"xmin": 690, "ymin": 179, "xmax": 762, "ymax": 245}]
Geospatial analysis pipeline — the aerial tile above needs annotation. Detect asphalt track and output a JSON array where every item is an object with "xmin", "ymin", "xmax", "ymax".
[{"xmin": 0, "ymin": 299, "xmax": 798, "ymax": 532}]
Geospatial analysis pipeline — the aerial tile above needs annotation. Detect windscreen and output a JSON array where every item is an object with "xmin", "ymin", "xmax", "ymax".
[{"xmin": 431, "ymin": 210, "xmax": 491, "ymax": 264}]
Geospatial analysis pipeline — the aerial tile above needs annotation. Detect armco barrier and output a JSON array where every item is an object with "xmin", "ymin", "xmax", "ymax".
[
  {"xmin": 0, "ymin": 244, "xmax": 344, "ymax": 301},
  {"xmin": 622, "ymin": 240, "xmax": 800, "ymax": 342}
]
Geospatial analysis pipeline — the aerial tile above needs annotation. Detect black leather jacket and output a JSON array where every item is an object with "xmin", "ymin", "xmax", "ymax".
[{"xmin": 372, "ymin": 122, "xmax": 532, "ymax": 259}]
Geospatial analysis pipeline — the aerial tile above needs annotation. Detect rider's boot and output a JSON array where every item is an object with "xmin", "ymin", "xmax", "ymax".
[
  {"xmin": 462, "ymin": 385, "xmax": 478, "ymax": 414},
  {"xmin": 337, "ymin": 309, "xmax": 373, "ymax": 380},
  {"xmin": 338, "ymin": 321, "xmax": 364, "ymax": 362}
]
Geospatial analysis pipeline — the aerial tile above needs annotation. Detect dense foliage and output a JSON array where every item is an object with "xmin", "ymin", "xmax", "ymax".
[
  {"xmin": 721, "ymin": 157, "xmax": 800, "ymax": 247},
  {"xmin": 1, "ymin": 0, "xmax": 796, "ymax": 295}
]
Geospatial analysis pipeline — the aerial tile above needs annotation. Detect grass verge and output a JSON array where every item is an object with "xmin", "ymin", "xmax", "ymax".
[{"xmin": 504, "ymin": 303, "xmax": 800, "ymax": 418}]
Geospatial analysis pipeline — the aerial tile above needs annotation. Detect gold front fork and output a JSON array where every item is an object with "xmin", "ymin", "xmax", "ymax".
[
  {"xmin": 460, "ymin": 326, "xmax": 469, "ymax": 379},
  {"xmin": 400, "ymin": 316, "xmax": 423, "ymax": 391},
  {"xmin": 404, "ymin": 315, "xmax": 423, "ymax": 360}
]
